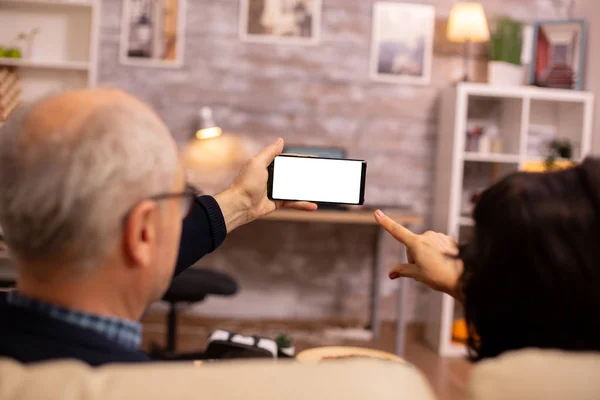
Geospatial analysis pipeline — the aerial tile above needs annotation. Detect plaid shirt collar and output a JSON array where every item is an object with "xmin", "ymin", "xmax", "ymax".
[{"xmin": 6, "ymin": 291, "xmax": 142, "ymax": 351}]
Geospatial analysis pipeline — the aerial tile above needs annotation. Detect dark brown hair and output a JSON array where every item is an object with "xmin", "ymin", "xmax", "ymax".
[{"xmin": 460, "ymin": 158, "xmax": 600, "ymax": 361}]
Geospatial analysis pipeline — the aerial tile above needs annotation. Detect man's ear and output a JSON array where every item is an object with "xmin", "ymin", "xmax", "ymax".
[{"xmin": 123, "ymin": 200, "xmax": 159, "ymax": 269}]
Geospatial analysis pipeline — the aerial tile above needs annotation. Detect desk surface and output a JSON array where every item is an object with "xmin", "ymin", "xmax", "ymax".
[
  {"xmin": 0, "ymin": 211, "xmax": 423, "ymax": 260},
  {"xmin": 261, "ymin": 209, "xmax": 423, "ymax": 226}
]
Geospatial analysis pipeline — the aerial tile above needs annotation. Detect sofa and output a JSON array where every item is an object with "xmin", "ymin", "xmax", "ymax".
[
  {"xmin": 0, "ymin": 358, "xmax": 436, "ymax": 400},
  {"xmin": 0, "ymin": 350, "xmax": 599, "ymax": 399},
  {"xmin": 469, "ymin": 349, "xmax": 600, "ymax": 400}
]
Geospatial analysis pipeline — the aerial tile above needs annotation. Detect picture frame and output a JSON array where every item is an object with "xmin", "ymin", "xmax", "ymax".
[
  {"xmin": 120, "ymin": 0, "xmax": 187, "ymax": 68},
  {"xmin": 528, "ymin": 19, "xmax": 587, "ymax": 90},
  {"xmin": 239, "ymin": 0, "xmax": 322, "ymax": 46},
  {"xmin": 369, "ymin": 2, "xmax": 435, "ymax": 85}
]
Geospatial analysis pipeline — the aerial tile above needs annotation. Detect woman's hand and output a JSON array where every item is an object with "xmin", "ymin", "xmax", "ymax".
[{"xmin": 374, "ymin": 210, "xmax": 464, "ymax": 300}]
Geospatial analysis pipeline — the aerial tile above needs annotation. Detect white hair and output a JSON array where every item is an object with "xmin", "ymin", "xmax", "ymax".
[{"xmin": 0, "ymin": 98, "xmax": 178, "ymax": 275}]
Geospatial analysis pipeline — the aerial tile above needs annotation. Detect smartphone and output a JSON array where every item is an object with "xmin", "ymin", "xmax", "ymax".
[{"xmin": 268, "ymin": 155, "xmax": 367, "ymax": 205}]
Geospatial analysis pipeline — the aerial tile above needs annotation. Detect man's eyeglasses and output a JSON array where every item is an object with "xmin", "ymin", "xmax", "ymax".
[{"xmin": 124, "ymin": 184, "xmax": 202, "ymax": 222}]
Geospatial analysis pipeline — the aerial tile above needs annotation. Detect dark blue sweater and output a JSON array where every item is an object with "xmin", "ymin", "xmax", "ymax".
[{"xmin": 0, "ymin": 196, "xmax": 227, "ymax": 366}]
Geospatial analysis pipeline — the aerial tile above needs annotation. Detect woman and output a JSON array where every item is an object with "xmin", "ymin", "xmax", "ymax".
[{"xmin": 375, "ymin": 158, "xmax": 600, "ymax": 361}]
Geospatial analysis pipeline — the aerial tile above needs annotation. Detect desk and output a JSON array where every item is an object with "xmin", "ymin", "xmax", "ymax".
[
  {"xmin": 262, "ymin": 209, "xmax": 422, "ymax": 226},
  {"xmin": 261, "ymin": 209, "xmax": 423, "ymax": 356}
]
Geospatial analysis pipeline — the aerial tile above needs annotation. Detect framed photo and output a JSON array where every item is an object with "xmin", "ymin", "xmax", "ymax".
[
  {"xmin": 370, "ymin": 2, "xmax": 435, "ymax": 85},
  {"xmin": 239, "ymin": 0, "xmax": 321, "ymax": 45},
  {"xmin": 528, "ymin": 19, "xmax": 587, "ymax": 90},
  {"xmin": 120, "ymin": 0, "xmax": 187, "ymax": 68}
]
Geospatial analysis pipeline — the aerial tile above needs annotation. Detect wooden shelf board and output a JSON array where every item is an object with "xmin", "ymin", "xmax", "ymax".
[
  {"xmin": 458, "ymin": 83, "xmax": 594, "ymax": 103},
  {"xmin": 0, "ymin": 0, "xmax": 94, "ymax": 7},
  {"xmin": 0, "ymin": 58, "xmax": 89, "ymax": 71},
  {"xmin": 464, "ymin": 152, "xmax": 520, "ymax": 163},
  {"xmin": 262, "ymin": 209, "xmax": 423, "ymax": 227}
]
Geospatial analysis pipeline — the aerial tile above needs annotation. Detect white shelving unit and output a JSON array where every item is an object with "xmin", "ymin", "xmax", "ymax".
[
  {"xmin": 428, "ymin": 83, "xmax": 595, "ymax": 357},
  {"xmin": 0, "ymin": 0, "xmax": 99, "ymax": 104}
]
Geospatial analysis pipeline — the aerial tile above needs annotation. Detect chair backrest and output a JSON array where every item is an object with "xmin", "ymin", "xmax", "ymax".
[{"xmin": 469, "ymin": 349, "xmax": 600, "ymax": 400}]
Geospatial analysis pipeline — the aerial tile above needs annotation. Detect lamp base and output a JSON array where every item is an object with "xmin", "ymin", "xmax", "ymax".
[
  {"xmin": 457, "ymin": 41, "xmax": 472, "ymax": 84},
  {"xmin": 453, "ymin": 72, "xmax": 471, "ymax": 86}
]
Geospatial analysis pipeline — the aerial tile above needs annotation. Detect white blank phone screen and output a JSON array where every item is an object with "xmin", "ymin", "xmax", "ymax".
[{"xmin": 272, "ymin": 156, "xmax": 363, "ymax": 204}]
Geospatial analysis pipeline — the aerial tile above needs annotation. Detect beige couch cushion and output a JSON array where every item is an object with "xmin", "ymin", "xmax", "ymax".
[
  {"xmin": 0, "ymin": 358, "xmax": 436, "ymax": 400},
  {"xmin": 470, "ymin": 349, "xmax": 600, "ymax": 400}
]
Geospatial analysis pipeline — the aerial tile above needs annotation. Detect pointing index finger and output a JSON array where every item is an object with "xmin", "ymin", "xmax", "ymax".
[{"xmin": 374, "ymin": 210, "xmax": 417, "ymax": 247}]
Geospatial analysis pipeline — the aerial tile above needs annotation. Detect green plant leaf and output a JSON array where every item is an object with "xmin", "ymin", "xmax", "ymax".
[{"xmin": 490, "ymin": 17, "xmax": 522, "ymax": 65}]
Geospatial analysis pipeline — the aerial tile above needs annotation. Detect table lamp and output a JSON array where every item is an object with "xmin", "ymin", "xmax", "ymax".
[
  {"xmin": 195, "ymin": 107, "xmax": 222, "ymax": 140},
  {"xmin": 184, "ymin": 107, "xmax": 248, "ymax": 194},
  {"xmin": 447, "ymin": 2, "xmax": 490, "ymax": 81}
]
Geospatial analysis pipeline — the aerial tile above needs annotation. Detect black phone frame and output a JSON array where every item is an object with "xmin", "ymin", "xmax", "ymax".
[{"xmin": 267, "ymin": 154, "xmax": 367, "ymax": 206}]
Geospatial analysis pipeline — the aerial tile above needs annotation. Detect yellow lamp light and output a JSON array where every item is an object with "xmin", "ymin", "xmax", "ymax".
[
  {"xmin": 447, "ymin": 2, "xmax": 490, "ymax": 82},
  {"xmin": 196, "ymin": 126, "xmax": 223, "ymax": 140},
  {"xmin": 195, "ymin": 107, "xmax": 223, "ymax": 140},
  {"xmin": 447, "ymin": 2, "xmax": 490, "ymax": 43}
]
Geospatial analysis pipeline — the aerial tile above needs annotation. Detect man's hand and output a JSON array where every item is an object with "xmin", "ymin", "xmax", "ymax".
[
  {"xmin": 374, "ymin": 210, "xmax": 464, "ymax": 301},
  {"xmin": 215, "ymin": 138, "xmax": 317, "ymax": 233}
]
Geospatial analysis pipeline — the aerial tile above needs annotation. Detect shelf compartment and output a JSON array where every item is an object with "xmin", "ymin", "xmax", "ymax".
[
  {"xmin": 460, "ymin": 162, "xmax": 519, "ymax": 229},
  {"xmin": 17, "ymin": 68, "xmax": 88, "ymax": 103},
  {"xmin": 0, "ymin": 1, "xmax": 92, "ymax": 63},
  {"xmin": 463, "ymin": 161, "xmax": 519, "ymax": 189},
  {"xmin": 466, "ymin": 95, "xmax": 524, "ymax": 155},
  {"xmin": 528, "ymin": 100, "xmax": 586, "ymax": 159}
]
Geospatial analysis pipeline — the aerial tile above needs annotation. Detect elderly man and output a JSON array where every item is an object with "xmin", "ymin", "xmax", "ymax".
[{"xmin": 0, "ymin": 89, "xmax": 315, "ymax": 365}]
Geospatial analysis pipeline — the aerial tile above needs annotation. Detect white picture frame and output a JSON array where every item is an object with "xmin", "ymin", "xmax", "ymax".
[
  {"xmin": 120, "ymin": 0, "xmax": 187, "ymax": 68},
  {"xmin": 369, "ymin": 2, "xmax": 435, "ymax": 85},
  {"xmin": 239, "ymin": 0, "xmax": 322, "ymax": 46}
]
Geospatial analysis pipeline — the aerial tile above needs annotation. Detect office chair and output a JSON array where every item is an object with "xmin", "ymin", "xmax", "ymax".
[{"xmin": 149, "ymin": 268, "xmax": 238, "ymax": 361}]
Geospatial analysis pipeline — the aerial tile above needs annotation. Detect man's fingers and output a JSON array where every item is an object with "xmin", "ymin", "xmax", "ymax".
[
  {"xmin": 374, "ymin": 210, "xmax": 417, "ymax": 247},
  {"xmin": 282, "ymin": 201, "xmax": 319, "ymax": 211},
  {"xmin": 388, "ymin": 263, "xmax": 420, "ymax": 280},
  {"xmin": 255, "ymin": 138, "xmax": 284, "ymax": 167},
  {"xmin": 282, "ymin": 153, "xmax": 318, "ymax": 158}
]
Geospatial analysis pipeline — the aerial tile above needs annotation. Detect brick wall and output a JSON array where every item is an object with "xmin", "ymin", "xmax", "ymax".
[{"xmin": 98, "ymin": 0, "xmax": 570, "ymax": 322}]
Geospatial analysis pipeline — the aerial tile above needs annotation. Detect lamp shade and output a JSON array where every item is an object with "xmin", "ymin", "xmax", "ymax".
[
  {"xmin": 195, "ymin": 107, "xmax": 223, "ymax": 140},
  {"xmin": 447, "ymin": 2, "xmax": 490, "ymax": 43}
]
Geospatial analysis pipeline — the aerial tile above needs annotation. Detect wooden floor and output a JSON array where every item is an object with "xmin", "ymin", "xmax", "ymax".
[{"xmin": 141, "ymin": 313, "xmax": 472, "ymax": 400}]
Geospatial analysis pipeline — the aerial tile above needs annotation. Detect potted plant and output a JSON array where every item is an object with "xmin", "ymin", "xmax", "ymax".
[
  {"xmin": 545, "ymin": 139, "xmax": 575, "ymax": 171},
  {"xmin": 275, "ymin": 333, "xmax": 295, "ymax": 358},
  {"xmin": 488, "ymin": 17, "xmax": 523, "ymax": 86}
]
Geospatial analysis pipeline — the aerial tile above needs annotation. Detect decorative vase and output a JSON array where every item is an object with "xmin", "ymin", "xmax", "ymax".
[{"xmin": 488, "ymin": 61, "xmax": 524, "ymax": 86}]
